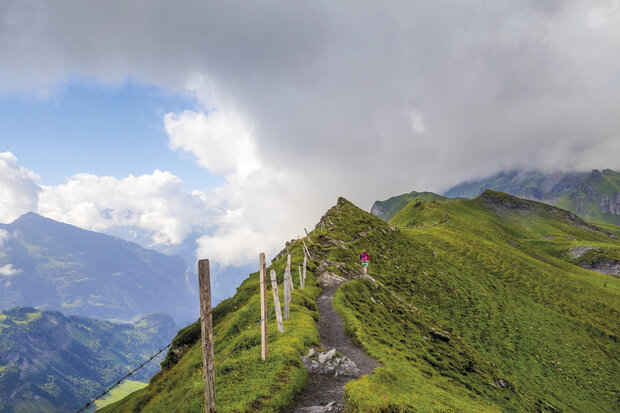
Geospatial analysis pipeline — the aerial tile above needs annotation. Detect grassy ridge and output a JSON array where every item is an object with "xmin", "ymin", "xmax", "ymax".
[
  {"xmin": 104, "ymin": 192, "xmax": 619, "ymax": 412},
  {"xmin": 325, "ymin": 194, "xmax": 619, "ymax": 411},
  {"xmin": 371, "ymin": 191, "xmax": 450, "ymax": 221},
  {"xmin": 101, "ymin": 247, "xmax": 321, "ymax": 412}
]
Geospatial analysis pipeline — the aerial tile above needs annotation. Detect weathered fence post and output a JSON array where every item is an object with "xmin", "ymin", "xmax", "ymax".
[
  {"xmin": 198, "ymin": 259, "xmax": 216, "ymax": 412},
  {"xmin": 283, "ymin": 256, "xmax": 291, "ymax": 320},
  {"xmin": 302, "ymin": 240, "xmax": 312, "ymax": 260},
  {"xmin": 303, "ymin": 255, "xmax": 307, "ymax": 288},
  {"xmin": 304, "ymin": 228, "xmax": 311, "ymax": 242},
  {"xmin": 259, "ymin": 253, "xmax": 268, "ymax": 360},
  {"xmin": 287, "ymin": 254, "xmax": 294, "ymax": 291},
  {"xmin": 270, "ymin": 269, "xmax": 284, "ymax": 333},
  {"xmin": 298, "ymin": 265, "xmax": 303, "ymax": 290}
]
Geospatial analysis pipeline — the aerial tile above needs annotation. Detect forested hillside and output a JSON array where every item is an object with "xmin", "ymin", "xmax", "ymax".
[{"xmin": 0, "ymin": 308, "xmax": 176, "ymax": 413}]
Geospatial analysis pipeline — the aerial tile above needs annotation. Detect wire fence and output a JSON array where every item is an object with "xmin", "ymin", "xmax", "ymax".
[
  {"xmin": 75, "ymin": 321, "xmax": 200, "ymax": 413},
  {"xmin": 170, "ymin": 305, "xmax": 275, "ymax": 412},
  {"xmin": 75, "ymin": 300, "xmax": 276, "ymax": 413},
  {"xmin": 75, "ymin": 249, "xmax": 300, "ymax": 413}
]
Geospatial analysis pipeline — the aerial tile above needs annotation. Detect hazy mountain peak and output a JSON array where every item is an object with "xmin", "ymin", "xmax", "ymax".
[
  {"xmin": 0, "ymin": 214, "xmax": 197, "ymax": 324},
  {"xmin": 441, "ymin": 168, "xmax": 619, "ymax": 225}
]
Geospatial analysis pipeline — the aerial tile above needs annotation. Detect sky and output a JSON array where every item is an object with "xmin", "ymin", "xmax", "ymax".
[{"xmin": 1, "ymin": 0, "xmax": 619, "ymax": 290}]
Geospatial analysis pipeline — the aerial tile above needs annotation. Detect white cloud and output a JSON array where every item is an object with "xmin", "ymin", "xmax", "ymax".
[
  {"xmin": 0, "ymin": 264, "xmax": 21, "ymax": 276},
  {"xmin": 0, "ymin": 229, "xmax": 10, "ymax": 247},
  {"xmin": 409, "ymin": 109, "xmax": 425, "ymax": 134},
  {"xmin": 2, "ymin": 0, "xmax": 620, "ymax": 268},
  {"xmin": 165, "ymin": 109, "xmax": 260, "ymax": 177},
  {"xmin": 0, "ymin": 152, "xmax": 41, "ymax": 223},
  {"xmin": 166, "ymin": 86, "xmax": 344, "ymax": 265},
  {"xmin": 38, "ymin": 170, "xmax": 213, "ymax": 245}
]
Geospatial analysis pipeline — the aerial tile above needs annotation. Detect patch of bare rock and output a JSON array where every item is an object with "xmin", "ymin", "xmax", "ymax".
[{"xmin": 301, "ymin": 347, "xmax": 361, "ymax": 378}]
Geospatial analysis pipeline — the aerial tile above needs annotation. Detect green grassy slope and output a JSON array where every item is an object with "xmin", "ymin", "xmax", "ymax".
[
  {"xmin": 370, "ymin": 191, "xmax": 450, "ymax": 221},
  {"xmin": 333, "ymin": 193, "xmax": 619, "ymax": 411},
  {"xmin": 95, "ymin": 380, "xmax": 147, "ymax": 409},
  {"xmin": 101, "ymin": 248, "xmax": 321, "ymax": 413},
  {"xmin": 105, "ymin": 192, "xmax": 619, "ymax": 412}
]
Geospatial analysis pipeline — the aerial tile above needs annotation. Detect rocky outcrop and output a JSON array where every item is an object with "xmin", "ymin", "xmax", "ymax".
[
  {"xmin": 568, "ymin": 246, "xmax": 620, "ymax": 277},
  {"xmin": 568, "ymin": 246, "xmax": 599, "ymax": 259},
  {"xmin": 579, "ymin": 260, "xmax": 620, "ymax": 277},
  {"xmin": 298, "ymin": 402, "xmax": 338, "ymax": 412},
  {"xmin": 301, "ymin": 348, "xmax": 361, "ymax": 377},
  {"xmin": 370, "ymin": 201, "xmax": 386, "ymax": 218}
]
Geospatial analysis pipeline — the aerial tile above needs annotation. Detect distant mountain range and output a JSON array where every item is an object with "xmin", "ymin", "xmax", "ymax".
[
  {"xmin": 0, "ymin": 307, "xmax": 177, "ymax": 413},
  {"xmin": 372, "ymin": 169, "xmax": 620, "ymax": 225},
  {"xmin": 0, "ymin": 212, "xmax": 198, "ymax": 324},
  {"xmin": 444, "ymin": 168, "xmax": 620, "ymax": 225}
]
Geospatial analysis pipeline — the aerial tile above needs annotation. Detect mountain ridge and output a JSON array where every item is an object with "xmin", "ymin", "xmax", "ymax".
[
  {"xmin": 104, "ymin": 192, "xmax": 619, "ymax": 412},
  {"xmin": 443, "ymin": 168, "xmax": 620, "ymax": 225},
  {"xmin": 370, "ymin": 191, "xmax": 450, "ymax": 221},
  {"xmin": 0, "ymin": 212, "xmax": 197, "ymax": 324}
]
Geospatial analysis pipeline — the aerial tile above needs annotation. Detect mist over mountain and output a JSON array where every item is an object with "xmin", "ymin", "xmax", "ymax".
[
  {"xmin": 442, "ymin": 169, "xmax": 619, "ymax": 225},
  {"xmin": 0, "ymin": 212, "xmax": 197, "ymax": 324}
]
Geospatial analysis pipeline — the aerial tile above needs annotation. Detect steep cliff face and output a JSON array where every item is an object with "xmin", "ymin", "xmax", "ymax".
[{"xmin": 554, "ymin": 169, "xmax": 620, "ymax": 224}]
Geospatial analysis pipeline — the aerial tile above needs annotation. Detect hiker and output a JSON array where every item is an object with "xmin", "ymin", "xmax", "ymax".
[{"xmin": 360, "ymin": 250, "xmax": 370, "ymax": 274}]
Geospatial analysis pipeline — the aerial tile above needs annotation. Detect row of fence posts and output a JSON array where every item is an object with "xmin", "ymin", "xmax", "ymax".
[
  {"xmin": 197, "ymin": 237, "xmax": 311, "ymax": 411},
  {"xmin": 260, "ymin": 247, "xmax": 309, "ymax": 358}
]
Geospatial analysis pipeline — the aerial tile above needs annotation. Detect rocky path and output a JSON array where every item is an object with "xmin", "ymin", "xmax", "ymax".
[{"xmin": 291, "ymin": 274, "xmax": 378, "ymax": 412}]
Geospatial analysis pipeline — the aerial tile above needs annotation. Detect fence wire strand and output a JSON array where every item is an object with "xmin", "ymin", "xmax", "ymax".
[
  {"xmin": 76, "ymin": 297, "xmax": 277, "ymax": 412},
  {"xmin": 169, "ymin": 305, "xmax": 275, "ymax": 412},
  {"xmin": 75, "ymin": 250, "xmax": 300, "ymax": 413},
  {"xmin": 75, "ymin": 319, "xmax": 201, "ymax": 412}
]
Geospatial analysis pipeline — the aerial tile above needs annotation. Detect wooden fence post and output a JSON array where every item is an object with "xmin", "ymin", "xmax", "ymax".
[
  {"xmin": 198, "ymin": 259, "xmax": 216, "ymax": 412},
  {"xmin": 283, "ymin": 257, "xmax": 291, "ymax": 320},
  {"xmin": 298, "ymin": 265, "xmax": 303, "ymax": 289},
  {"xmin": 305, "ymin": 228, "xmax": 311, "ymax": 242},
  {"xmin": 259, "ymin": 253, "xmax": 268, "ymax": 360},
  {"xmin": 303, "ymin": 255, "xmax": 307, "ymax": 288},
  {"xmin": 302, "ymin": 240, "xmax": 312, "ymax": 260},
  {"xmin": 270, "ymin": 269, "xmax": 284, "ymax": 333},
  {"xmin": 287, "ymin": 254, "xmax": 294, "ymax": 291}
]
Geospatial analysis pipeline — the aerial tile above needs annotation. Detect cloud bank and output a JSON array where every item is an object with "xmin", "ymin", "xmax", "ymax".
[
  {"xmin": 38, "ymin": 170, "xmax": 212, "ymax": 246},
  {"xmin": 0, "ymin": 152, "xmax": 41, "ymax": 223},
  {"xmin": 1, "ymin": 0, "xmax": 619, "ymax": 266}
]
